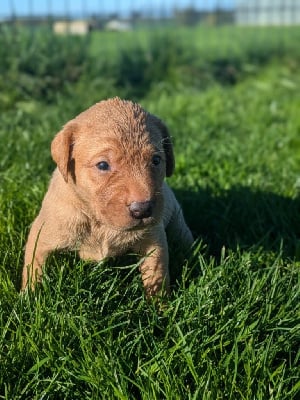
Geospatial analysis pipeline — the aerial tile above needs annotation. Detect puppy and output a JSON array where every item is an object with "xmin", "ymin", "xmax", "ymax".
[{"xmin": 22, "ymin": 97, "xmax": 193, "ymax": 296}]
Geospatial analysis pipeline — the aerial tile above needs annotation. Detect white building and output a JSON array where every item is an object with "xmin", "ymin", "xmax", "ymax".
[
  {"xmin": 53, "ymin": 20, "xmax": 92, "ymax": 35},
  {"xmin": 236, "ymin": 0, "xmax": 300, "ymax": 26},
  {"xmin": 105, "ymin": 19, "xmax": 132, "ymax": 32}
]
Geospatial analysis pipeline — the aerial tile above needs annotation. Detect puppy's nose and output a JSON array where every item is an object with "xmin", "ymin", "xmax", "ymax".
[{"xmin": 129, "ymin": 201, "xmax": 153, "ymax": 219}]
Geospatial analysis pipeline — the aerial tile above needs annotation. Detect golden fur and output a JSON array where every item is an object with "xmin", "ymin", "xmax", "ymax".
[{"xmin": 22, "ymin": 98, "xmax": 193, "ymax": 296}]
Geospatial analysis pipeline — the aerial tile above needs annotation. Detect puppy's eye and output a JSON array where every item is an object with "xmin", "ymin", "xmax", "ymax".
[
  {"xmin": 96, "ymin": 161, "xmax": 110, "ymax": 171},
  {"xmin": 152, "ymin": 155, "xmax": 161, "ymax": 166}
]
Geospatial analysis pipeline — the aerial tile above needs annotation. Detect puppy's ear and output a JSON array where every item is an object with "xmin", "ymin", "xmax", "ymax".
[
  {"xmin": 150, "ymin": 116, "xmax": 175, "ymax": 177},
  {"xmin": 51, "ymin": 123, "xmax": 77, "ymax": 182}
]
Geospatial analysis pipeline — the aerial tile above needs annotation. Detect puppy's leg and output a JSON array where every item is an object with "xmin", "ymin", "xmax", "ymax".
[
  {"xmin": 22, "ymin": 210, "xmax": 77, "ymax": 290},
  {"xmin": 163, "ymin": 185, "xmax": 194, "ymax": 251},
  {"xmin": 22, "ymin": 216, "xmax": 52, "ymax": 290},
  {"xmin": 166, "ymin": 203, "xmax": 194, "ymax": 251},
  {"xmin": 134, "ymin": 227, "xmax": 170, "ymax": 297}
]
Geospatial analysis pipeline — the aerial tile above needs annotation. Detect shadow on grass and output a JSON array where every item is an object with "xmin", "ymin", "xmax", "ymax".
[{"xmin": 174, "ymin": 186, "xmax": 300, "ymax": 260}]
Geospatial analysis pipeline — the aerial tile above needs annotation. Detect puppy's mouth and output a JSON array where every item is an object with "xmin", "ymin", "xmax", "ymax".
[{"xmin": 126, "ymin": 215, "xmax": 158, "ymax": 231}]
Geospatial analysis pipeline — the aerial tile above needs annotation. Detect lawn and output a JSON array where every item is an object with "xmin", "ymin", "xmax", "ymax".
[{"xmin": 0, "ymin": 25, "xmax": 299, "ymax": 399}]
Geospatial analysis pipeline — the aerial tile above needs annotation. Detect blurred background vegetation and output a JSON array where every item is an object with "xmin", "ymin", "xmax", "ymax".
[{"xmin": 1, "ymin": 0, "xmax": 300, "ymax": 109}]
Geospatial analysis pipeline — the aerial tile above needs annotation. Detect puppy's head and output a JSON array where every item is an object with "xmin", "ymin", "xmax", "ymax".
[{"xmin": 51, "ymin": 97, "xmax": 174, "ymax": 230}]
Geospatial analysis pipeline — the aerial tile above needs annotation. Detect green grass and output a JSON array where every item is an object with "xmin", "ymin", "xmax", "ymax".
[{"xmin": 0, "ymin": 25, "xmax": 299, "ymax": 399}]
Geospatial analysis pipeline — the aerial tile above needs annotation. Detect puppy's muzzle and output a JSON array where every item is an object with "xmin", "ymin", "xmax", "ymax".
[{"xmin": 129, "ymin": 200, "xmax": 154, "ymax": 220}]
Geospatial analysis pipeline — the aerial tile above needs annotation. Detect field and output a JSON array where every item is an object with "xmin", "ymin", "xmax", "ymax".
[{"xmin": 0, "ymin": 25, "xmax": 299, "ymax": 399}]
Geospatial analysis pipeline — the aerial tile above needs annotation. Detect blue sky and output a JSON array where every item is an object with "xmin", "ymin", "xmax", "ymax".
[{"xmin": 1, "ymin": 0, "xmax": 235, "ymax": 18}]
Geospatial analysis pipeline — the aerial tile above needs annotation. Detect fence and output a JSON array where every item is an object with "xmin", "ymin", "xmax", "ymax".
[{"xmin": 1, "ymin": 1, "xmax": 300, "ymax": 29}]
